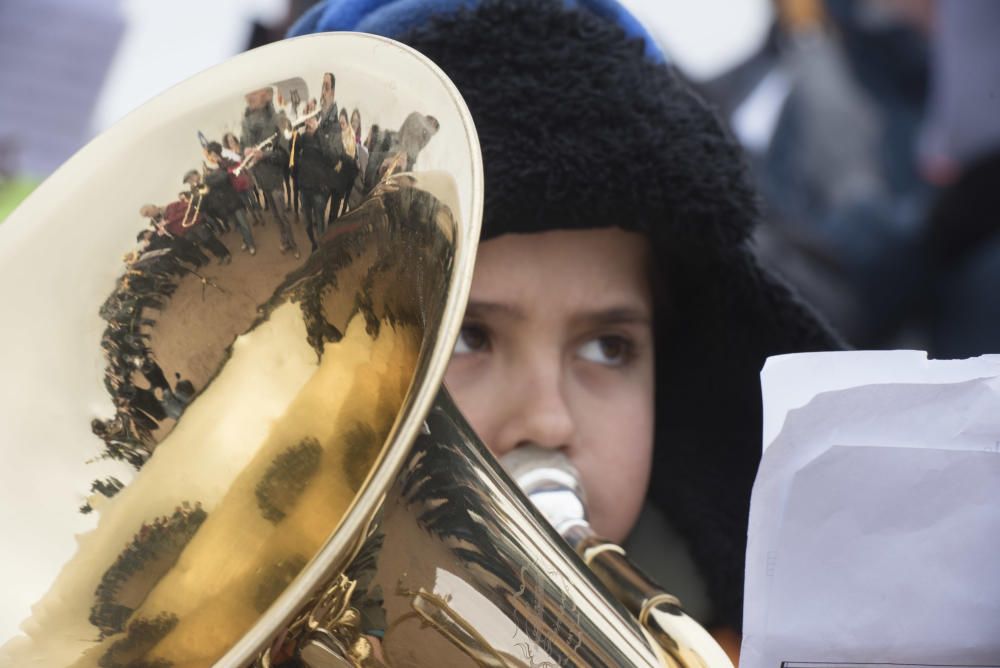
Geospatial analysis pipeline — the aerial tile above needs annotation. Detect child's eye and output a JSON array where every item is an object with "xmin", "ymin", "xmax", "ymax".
[
  {"xmin": 454, "ymin": 324, "xmax": 490, "ymax": 355},
  {"xmin": 577, "ymin": 336, "xmax": 632, "ymax": 367}
]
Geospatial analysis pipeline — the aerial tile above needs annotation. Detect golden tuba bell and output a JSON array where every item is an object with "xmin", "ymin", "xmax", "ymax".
[{"xmin": 0, "ymin": 33, "xmax": 732, "ymax": 668}]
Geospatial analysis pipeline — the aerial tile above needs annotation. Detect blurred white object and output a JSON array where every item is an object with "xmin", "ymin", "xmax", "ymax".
[
  {"xmin": 743, "ymin": 351, "xmax": 1000, "ymax": 668},
  {"xmin": 91, "ymin": 0, "xmax": 289, "ymax": 132},
  {"xmin": 730, "ymin": 67, "xmax": 792, "ymax": 155},
  {"xmin": 617, "ymin": 0, "xmax": 773, "ymax": 81}
]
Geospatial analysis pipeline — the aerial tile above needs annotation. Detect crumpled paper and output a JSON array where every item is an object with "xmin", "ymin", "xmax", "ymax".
[{"xmin": 741, "ymin": 351, "xmax": 1000, "ymax": 668}]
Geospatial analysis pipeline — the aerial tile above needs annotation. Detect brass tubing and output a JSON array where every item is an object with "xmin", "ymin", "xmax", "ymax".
[{"xmin": 576, "ymin": 536, "xmax": 734, "ymax": 668}]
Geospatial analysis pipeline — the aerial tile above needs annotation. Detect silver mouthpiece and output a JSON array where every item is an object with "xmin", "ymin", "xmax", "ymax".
[{"xmin": 499, "ymin": 444, "xmax": 595, "ymax": 547}]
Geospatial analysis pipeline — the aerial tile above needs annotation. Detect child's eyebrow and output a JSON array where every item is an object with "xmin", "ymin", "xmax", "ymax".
[
  {"xmin": 572, "ymin": 306, "xmax": 651, "ymax": 327},
  {"xmin": 464, "ymin": 300, "xmax": 526, "ymax": 320}
]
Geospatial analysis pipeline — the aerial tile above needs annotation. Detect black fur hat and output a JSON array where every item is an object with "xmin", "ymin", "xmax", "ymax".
[{"xmin": 396, "ymin": 0, "xmax": 841, "ymax": 630}]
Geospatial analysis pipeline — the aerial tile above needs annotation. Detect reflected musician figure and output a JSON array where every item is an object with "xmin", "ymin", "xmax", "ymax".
[
  {"xmin": 241, "ymin": 88, "xmax": 299, "ymax": 256},
  {"xmin": 185, "ymin": 143, "xmax": 255, "ymax": 256},
  {"xmin": 332, "ymin": 108, "xmax": 360, "ymax": 218},
  {"xmin": 138, "ymin": 203, "xmax": 207, "ymax": 268},
  {"xmin": 222, "ymin": 131, "xmax": 265, "ymax": 226},
  {"xmin": 316, "ymin": 72, "xmax": 346, "ymax": 233},
  {"xmin": 293, "ymin": 106, "xmax": 336, "ymax": 253},
  {"xmin": 140, "ymin": 195, "xmax": 231, "ymax": 265}
]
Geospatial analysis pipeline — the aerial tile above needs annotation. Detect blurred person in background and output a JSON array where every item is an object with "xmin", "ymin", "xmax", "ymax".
[
  {"xmin": 698, "ymin": 0, "xmax": 931, "ymax": 351},
  {"xmin": 697, "ymin": 0, "xmax": 1000, "ymax": 359},
  {"xmin": 916, "ymin": 0, "xmax": 1000, "ymax": 358}
]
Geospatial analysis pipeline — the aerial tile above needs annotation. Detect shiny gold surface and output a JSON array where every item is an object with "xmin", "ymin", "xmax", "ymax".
[{"xmin": 582, "ymin": 538, "xmax": 732, "ymax": 668}]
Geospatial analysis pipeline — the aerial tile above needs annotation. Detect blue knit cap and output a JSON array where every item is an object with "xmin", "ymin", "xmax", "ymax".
[{"xmin": 287, "ymin": 0, "xmax": 666, "ymax": 64}]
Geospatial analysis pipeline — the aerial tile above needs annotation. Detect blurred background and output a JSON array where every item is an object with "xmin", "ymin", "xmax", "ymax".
[{"xmin": 2, "ymin": 0, "xmax": 998, "ymax": 358}]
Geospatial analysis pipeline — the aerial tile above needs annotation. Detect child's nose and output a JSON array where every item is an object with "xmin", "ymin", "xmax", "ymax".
[{"xmin": 492, "ymin": 359, "xmax": 576, "ymax": 458}]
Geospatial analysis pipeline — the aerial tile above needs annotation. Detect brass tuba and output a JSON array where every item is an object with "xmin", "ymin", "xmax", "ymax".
[{"xmin": 0, "ymin": 33, "xmax": 731, "ymax": 668}]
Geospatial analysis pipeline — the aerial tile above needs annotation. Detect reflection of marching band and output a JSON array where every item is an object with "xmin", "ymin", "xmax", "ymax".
[{"xmin": 89, "ymin": 70, "xmax": 440, "ymax": 482}]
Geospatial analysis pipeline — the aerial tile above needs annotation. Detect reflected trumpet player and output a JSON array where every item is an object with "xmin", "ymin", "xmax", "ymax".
[
  {"xmin": 185, "ymin": 145, "xmax": 257, "ymax": 256},
  {"xmin": 232, "ymin": 132, "xmax": 277, "ymax": 177},
  {"xmin": 283, "ymin": 106, "xmax": 324, "ymax": 139}
]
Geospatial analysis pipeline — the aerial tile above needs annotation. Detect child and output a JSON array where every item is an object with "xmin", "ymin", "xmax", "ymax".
[{"xmin": 291, "ymin": 0, "xmax": 840, "ymax": 656}]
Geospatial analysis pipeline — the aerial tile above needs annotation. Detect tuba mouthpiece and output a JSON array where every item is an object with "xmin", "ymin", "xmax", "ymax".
[{"xmin": 500, "ymin": 443, "xmax": 595, "ymax": 547}]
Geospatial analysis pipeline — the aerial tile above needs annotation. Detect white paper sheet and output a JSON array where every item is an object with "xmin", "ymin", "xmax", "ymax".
[{"xmin": 741, "ymin": 351, "xmax": 1000, "ymax": 668}]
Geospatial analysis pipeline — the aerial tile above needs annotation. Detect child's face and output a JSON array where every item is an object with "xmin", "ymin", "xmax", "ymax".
[{"xmin": 445, "ymin": 228, "xmax": 655, "ymax": 542}]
